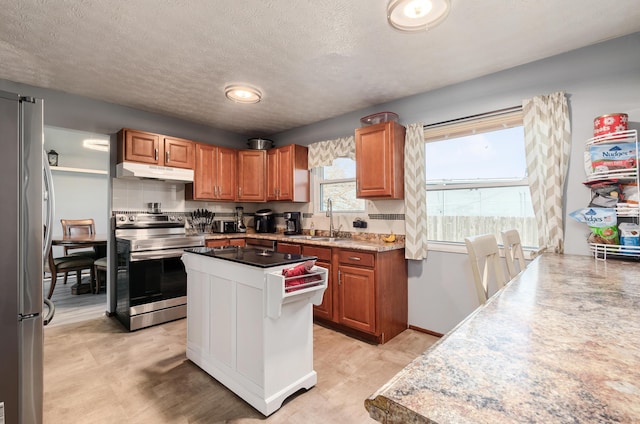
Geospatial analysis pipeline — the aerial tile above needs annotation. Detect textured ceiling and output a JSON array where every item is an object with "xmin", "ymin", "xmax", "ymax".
[{"xmin": 0, "ymin": 0, "xmax": 639, "ymax": 136}]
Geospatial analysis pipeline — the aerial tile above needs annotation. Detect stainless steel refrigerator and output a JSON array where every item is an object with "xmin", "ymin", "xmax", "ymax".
[{"xmin": 0, "ymin": 90, "xmax": 55, "ymax": 424}]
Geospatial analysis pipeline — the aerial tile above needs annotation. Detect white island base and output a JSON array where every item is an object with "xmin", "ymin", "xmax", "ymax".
[{"xmin": 182, "ymin": 251, "xmax": 327, "ymax": 416}]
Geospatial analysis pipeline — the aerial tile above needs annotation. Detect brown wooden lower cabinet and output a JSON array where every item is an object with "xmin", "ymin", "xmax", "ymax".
[
  {"xmin": 302, "ymin": 245, "xmax": 333, "ymax": 321},
  {"xmin": 314, "ymin": 247, "xmax": 407, "ymax": 344},
  {"xmin": 338, "ymin": 264, "xmax": 376, "ymax": 334}
]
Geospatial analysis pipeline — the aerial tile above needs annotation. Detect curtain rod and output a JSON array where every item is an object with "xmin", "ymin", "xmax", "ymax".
[{"xmin": 423, "ymin": 105, "xmax": 522, "ymax": 129}]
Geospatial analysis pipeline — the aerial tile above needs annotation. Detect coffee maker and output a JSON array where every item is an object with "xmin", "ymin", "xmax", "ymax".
[
  {"xmin": 283, "ymin": 212, "xmax": 301, "ymax": 235},
  {"xmin": 254, "ymin": 209, "xmax": 276, "ymax": 233}
]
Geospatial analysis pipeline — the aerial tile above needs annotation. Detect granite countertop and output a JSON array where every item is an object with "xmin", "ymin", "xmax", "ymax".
[
  {"xmin": 202, "ymin": 231, "xmax": 405, "ymax": 252},
  {"xmin": 365, "ymin": 254, "xmax": 640, "ymax": 423}
]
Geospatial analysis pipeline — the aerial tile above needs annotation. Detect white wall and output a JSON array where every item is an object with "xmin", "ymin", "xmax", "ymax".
[
  {"xmin": 44, "ymin": 126, "xmax": 110, "ymax": 258},
  {"xmin": 273, "ymin": 33, "xmax": 640, "ymax": 334}
]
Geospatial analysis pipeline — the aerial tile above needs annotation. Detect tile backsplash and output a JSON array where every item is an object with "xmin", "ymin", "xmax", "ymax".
[
  {"xmin": 112, "ymin": 179, "xmax": 187, "ymax": 211},
  {"xmin": 112, "ymin": 179, "xmax": 406, "ymax": 234}
]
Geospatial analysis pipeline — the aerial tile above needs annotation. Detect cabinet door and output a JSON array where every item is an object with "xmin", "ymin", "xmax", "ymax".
[
  {"xmin": 355, "ymin": 121, "xmax": 405, "ymax": 199},
  {"xmin": 163, "ymin": 137, "xmax": 194, "ymax": 169},
  {"xmin": 338, "ymin": 265, "xmax": 376, "ymax": 334},
  {"xmin": 276, "ymin": 242, "xmax": 302, "ymax": 255},
  {"xmin": 277, "ymin": 145, "xmax": 293, "ymax": 200},
  {"xmin": 311, "ymin": 260, "xmax": 333, "ymax": 320},
  {"xmin": 192, "ymin": 143, "xmax": 217, "ymax": 200},
  {"xmin": 266, "ymin": 145, "xmax": 309, "ymax": 202},
  {"xmin": 237, "ymin": 150, "xmax": 266, "ymax": 201},
  {"xmin": 216, "ymin": 147, "xmax": 237, "ymax": 201},
  {"xmin": 302, "ymin": 245, "xmax": 334, "ymax": 320},
  {"xmin": 124, "ymin": 130, "xmax": 160, "ymax": 164},
  {"xmin": 266, "ymin": 149, "xmax": 279, "ymax": 201}
]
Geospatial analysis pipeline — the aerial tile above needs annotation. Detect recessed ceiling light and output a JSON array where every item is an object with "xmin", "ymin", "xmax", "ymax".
[
  {"xmin": 387, "ymin": 0, "xmax": 450, "ymax": 32},
  {"xmin": 224, "ymin": 85, "xmax": 262, "ymax": 104}
]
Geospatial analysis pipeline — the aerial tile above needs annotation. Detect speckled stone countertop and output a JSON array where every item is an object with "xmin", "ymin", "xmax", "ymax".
[
  {"xmin": 365, "ymin": 254, "xmax": 640, "ymax": 423},
  {"xmin": 202, "ymin": 231, "xmax": 404, "ymax": 252}
]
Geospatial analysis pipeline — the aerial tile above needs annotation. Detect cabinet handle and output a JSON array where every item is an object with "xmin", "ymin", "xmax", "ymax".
[
  {"xmin": 165, "ymin": 151, "xmax": 169, "ymax": 163},
  {"xmin": 338, "ymin": 270, "xmax": 341, "ymax": 285},
  {"xmin": 154, "ymin": 148, "xmax": 158, "ymax": 161},
  {"xmin": 238, "ymin": 187, "xmax": 242, "ymax": 197},
  {"xmin": 348, "ymin": 256, "xmax": 361, "ymax": 261},
  {"xmin": 214, "ymin": 186, "xmax": 218, "ymax": 197}
]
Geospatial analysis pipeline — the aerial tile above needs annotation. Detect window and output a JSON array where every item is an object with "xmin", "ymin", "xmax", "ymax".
[
  {"xmin": 425, "ymin": 110, "xmax": 538, "ymax": 247},
  {"xmin": 316, "ymin": 158, "xmax": 365, "ymax": 213}
]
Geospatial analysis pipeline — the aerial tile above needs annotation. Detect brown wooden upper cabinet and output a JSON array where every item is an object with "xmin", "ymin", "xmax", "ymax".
[
  {"xmin": 186, "ymin": 143, "xmax": 236, "ymax": 201},
  {"xmin": 117, "ymin": 128, "xmax": 194, "ymax": 169},
  {"xmin": 355, "ymin": 121, "xmax": 405, "ymax": 199},
  {"xmin": 237, "ymin": 150, "xmax": 266, "ymax": 202},
  {"xmin": 267, "ymin": 144, "xmax": 310, "ymax": 202}
]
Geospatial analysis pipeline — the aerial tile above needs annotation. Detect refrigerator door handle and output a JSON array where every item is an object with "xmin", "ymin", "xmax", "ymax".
[{"xmin": 43, "ymin": 152, "xmax": 55, "ymax": 259}]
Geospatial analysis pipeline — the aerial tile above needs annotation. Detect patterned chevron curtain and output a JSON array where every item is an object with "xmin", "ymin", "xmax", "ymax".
[
  {"xmin": 307, "ymin": 136, "xmax": 355, "ymax": 169},
  {"xmin": 403, "ymin": 123, "xmax": 428, "ymax": 260},
  {"xmin": 522, "ymin": 92, "xmax": 571, "ymax": 253}
]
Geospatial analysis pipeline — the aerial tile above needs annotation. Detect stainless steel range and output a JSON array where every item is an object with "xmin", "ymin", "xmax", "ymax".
[{"xmin": 114, "ymin": 212, "xmax": 204, "ymax": 331}]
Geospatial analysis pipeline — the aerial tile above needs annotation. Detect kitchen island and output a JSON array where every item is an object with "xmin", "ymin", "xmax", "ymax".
[
  {"xmin": 365, "ymin": 254, "xmax": 640, "ymax": 423},
  {"xmin": 181, "ymin": 247, "xmax": 327, "ymax": 416}
]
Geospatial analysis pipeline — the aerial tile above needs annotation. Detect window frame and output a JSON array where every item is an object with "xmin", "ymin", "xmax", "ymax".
[
  {"xmin": 313, "ymin": 158, "xmax": 365, "ymax": 215},
  {"xmin": 423, "ymin": 109, "xmax": 538, "ymax": 248}
]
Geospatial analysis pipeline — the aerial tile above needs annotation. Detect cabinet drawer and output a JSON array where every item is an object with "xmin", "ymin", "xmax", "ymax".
[
  {"xmin": 302, "ymin": 245, "xmax": 331, "ymax": 261},
  {"xmin": 229, "ymin": 239, "xmax": 246, "ymax": 247},
  {"xmin": 277, "ymin": 242, "xmax": 302, "ymax": 254},
  {"xmin": 206, "ymin": 239, "xmax": 229, "ymax": 247},
  {"xmin": 337, "ymin": 250, "xmax": 374, "ymax": 267}
]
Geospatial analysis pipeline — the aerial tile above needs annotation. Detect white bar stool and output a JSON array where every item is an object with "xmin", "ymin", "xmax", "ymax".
[
  {"xmin": 464, "ymin": 234, "xmax": 508, "ymax": 304},
  {"xmin": 501, "ymin": 229, "xmax": 527, "ymax": 279}
]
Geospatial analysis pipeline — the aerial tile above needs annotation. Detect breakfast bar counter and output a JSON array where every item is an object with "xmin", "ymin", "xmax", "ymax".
[{"xmin": 365, "ymin": 254, "xmax": 640, "ymax": 423}]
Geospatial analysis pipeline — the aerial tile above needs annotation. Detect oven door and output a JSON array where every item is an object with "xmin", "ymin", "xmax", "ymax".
[
  {"xmin": 116, "ymin": 240, "xmax": 189, "ymax": 331},
  {"xmin": 128, "ymin": 248, "xmax": 188, "ymax": 306}
]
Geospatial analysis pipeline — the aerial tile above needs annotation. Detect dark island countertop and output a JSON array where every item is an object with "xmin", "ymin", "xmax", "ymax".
[
  {"xmin": 365, "ymin": 254, "xmax": 640, "ymax": 423},
  {"xmin": 184, "ymin": 246, "xmax": 317, "ymax": 268}
]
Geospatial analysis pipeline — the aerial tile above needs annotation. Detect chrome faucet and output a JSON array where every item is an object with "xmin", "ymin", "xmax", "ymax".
[{"xmin": 327, "ymin": 198, "xmax": 335, "ymax": 238}]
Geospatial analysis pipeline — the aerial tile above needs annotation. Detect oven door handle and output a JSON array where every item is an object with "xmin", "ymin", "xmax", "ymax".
[{"xmin": 130, "ymin": 248, "xmax": 189, "ymax": 261}]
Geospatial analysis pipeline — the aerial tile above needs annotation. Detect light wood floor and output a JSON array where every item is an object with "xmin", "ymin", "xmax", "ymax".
[
  {"xmin": 43, "ymin": 277, "xmax": 439, "ymax": 423},
  {"xmin": 44, "ymin": 272, "xmax": 107, "ymax": 327}
]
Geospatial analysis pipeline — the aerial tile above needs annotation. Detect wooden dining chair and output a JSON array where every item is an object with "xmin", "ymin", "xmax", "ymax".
[
  {"xmin": 464, "ymin": 234, "xmax": 509, "ymax": 305},
  {"xmin": 501, "ymin": 229, "xmax": 527, "ymax": 279},
  {"xmin": 46, "ymin": 238, "xmax": 95, "ymax": 299},
  {"xmin": 60, "ymin": 218, "xmax": 96, "ymax": 284}
]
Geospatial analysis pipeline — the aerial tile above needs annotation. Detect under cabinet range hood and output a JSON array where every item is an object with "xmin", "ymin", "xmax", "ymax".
[{"xmin": 116, "ymin": 161, "xmax": 194, "ymax": 182}]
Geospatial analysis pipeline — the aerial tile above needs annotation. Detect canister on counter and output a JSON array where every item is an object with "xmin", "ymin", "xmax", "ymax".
[{"xmin": 593, "ymin": 113, "xmax": 628, "ymax": 138}]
